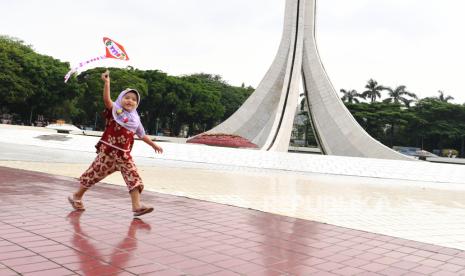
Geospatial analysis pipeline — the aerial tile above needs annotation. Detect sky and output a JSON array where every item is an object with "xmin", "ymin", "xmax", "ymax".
[{"xmin": 1, "ymin": 0, "xmax": 465, "ymax": 103}]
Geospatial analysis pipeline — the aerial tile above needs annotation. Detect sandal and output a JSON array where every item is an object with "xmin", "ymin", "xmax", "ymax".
[
  {"xmin": 133, "ymin": 205, "xmax": 153, "ymax": 217},
  {"xmin": 68, "ymin": 195, "xmax": 85, "ymax": 211}
]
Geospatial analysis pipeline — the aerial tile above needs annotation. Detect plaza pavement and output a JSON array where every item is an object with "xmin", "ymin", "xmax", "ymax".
[{"xmin": 1, "ymin": 124, "xmax": 465, "ymax": 275}]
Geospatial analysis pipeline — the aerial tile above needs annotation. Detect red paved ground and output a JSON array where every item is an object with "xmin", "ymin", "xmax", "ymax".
[{"xmin": 1, "ymin": 166, "xmax": 465, "ymax": 276}]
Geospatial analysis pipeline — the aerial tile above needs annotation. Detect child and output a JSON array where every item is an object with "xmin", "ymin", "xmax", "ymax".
[{"xmin": 68, "ymin": 70, "xmax": 163, "ymax": 216}]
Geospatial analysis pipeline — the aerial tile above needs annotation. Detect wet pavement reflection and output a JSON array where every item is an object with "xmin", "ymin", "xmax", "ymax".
[
  {"xmin": 2, "ymin": 166, "xmax": 465, "ymax": 275},
  {"xmin": 67, "ymin": 210, "xmax": 151, "ymax": 275}
]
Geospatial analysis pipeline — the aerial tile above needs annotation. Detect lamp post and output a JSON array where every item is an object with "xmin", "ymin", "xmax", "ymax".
[
  {"xmin": 155, "ymin": 117, "xmax": 159, "ymax": 136},
  {"xmin": 29, "ymin": 108, "xmax": 33, "ymax": 126},
  {"xmin": 94, "ymin": 112, "xmax": 98, "ymax": 131},
  {"xmin": 461, "ymin": 136, "xmax": 464, "ymax": 158}
]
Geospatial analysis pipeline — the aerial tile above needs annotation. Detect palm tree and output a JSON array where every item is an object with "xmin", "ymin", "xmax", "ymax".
[
  {"xmin": 437, "ymin": 90, "xmax": 454, "ymax": 102},
  {"xmin": 362, "ymin": 79, "xmax": 385, "ymax": 103},
  {"xmin": 340, "ymin": 89, "xmax": 363, "ymax": 103},
  {"xmin": 383, "ymin": 85, "xmax": 418, "ymax": 106},
  {"xmin": 401, "ymin": 99, "xmax": 416, "ymax": 108}
]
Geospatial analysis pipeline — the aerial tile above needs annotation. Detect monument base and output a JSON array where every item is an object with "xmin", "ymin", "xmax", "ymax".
[{"xmin": 187, "ymin": 133, "xmax": 258, "ymax": 149}]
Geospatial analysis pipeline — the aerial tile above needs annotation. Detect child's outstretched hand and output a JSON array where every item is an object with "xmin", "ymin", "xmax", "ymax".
[
  {"xmin": 152, "ymin": 144, "xmax": 163, "ymax": 154},
  {"xmin": 101, "ymin": 70, "xmax": 110, "ymax": 82}
]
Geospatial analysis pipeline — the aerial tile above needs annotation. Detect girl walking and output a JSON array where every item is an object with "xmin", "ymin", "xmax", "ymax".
[{"xmin": 68, "ymin": 70, "xmax": 163, "ymax": 216}]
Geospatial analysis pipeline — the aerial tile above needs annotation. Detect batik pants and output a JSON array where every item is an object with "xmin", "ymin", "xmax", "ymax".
[{"xmin": 79, "ymin": 152, "xmax": 143, "ymax": 192}]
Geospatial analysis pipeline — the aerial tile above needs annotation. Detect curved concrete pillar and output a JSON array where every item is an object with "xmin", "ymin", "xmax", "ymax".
[
  {"xmin": 301, "ymin": 0, "xmax": 409, "ymax": 160},
  {"xmin": 206, "ymin": 0, "xmax": 303, "ymax": 151},
  {"xmin": 202, "ymin": 0, "xmax": 411, "ymax": 160}
]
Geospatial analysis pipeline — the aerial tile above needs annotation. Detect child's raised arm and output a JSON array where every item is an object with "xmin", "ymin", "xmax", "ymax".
[{"xmin": 101, "ymin": 70, "xmax": 113, "ymax": 109}]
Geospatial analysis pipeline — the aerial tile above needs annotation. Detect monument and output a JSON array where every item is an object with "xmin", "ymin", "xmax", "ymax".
[{"xmin": 189, "ymin": 0, "xmax": 409, "ymax": 160}]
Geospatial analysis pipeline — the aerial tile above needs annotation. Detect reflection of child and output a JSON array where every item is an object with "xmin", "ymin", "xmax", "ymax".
[
  {"xmin": 68, "ymin": 70, "xmax": 163, "ymax": 216},
  {"xmin": 67, "ymin": 210, "xmax": 151, "ymax": 273}
]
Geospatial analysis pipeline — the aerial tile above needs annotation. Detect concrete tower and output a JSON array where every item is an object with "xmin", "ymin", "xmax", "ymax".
[{"xmin": 202, "ymin": 0, "xmax": 409, "ymax": 160}]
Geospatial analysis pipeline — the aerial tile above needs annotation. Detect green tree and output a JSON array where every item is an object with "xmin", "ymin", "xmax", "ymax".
[
  {"xmin": 436, "ymin": 90, "xmax": 454, "ymax": 103},
  {"xmin": 407, "ymin": 98, "xmax": 465, "ymax": 151},
  {"xmin": 340, "ymin": 88, "xmax": 363, "ymax": 103},
  {"xmin": 139, "ymin": 70, "xmax": 168, "ymax": 135},
  {"xmin": 181, "ymin": 74, "xmax": 226, "ymax": 135},
  {"xmin": 0, "ymin": 35, "xmax": 83, "ymax": 124},
  {"xmin": 219, "ymin": 85, "xmax": 253, "ymax": 119},
  {"xmin": 0, "ymin": 36, "xmax": 35, "ymax": 109},
  {"xmin": 383, "ymin": 85, "xmax": 418, "ymax": 106},
  {"xmin": 346, "ymin": 102, "xmax": 418, "ymax": 147},
  {"xmin": 362, "ymin": 79, "xmax": 385, "ymax": 103}
]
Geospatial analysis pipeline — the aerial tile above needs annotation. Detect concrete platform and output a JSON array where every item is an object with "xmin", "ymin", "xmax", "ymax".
[
  {"xmin": 2, "ymin": 124, "xmax": 465, "ymax": 185},
  {"xmin": 2, "ymin": 167, "xmax": 465, "ymax": 276}
]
